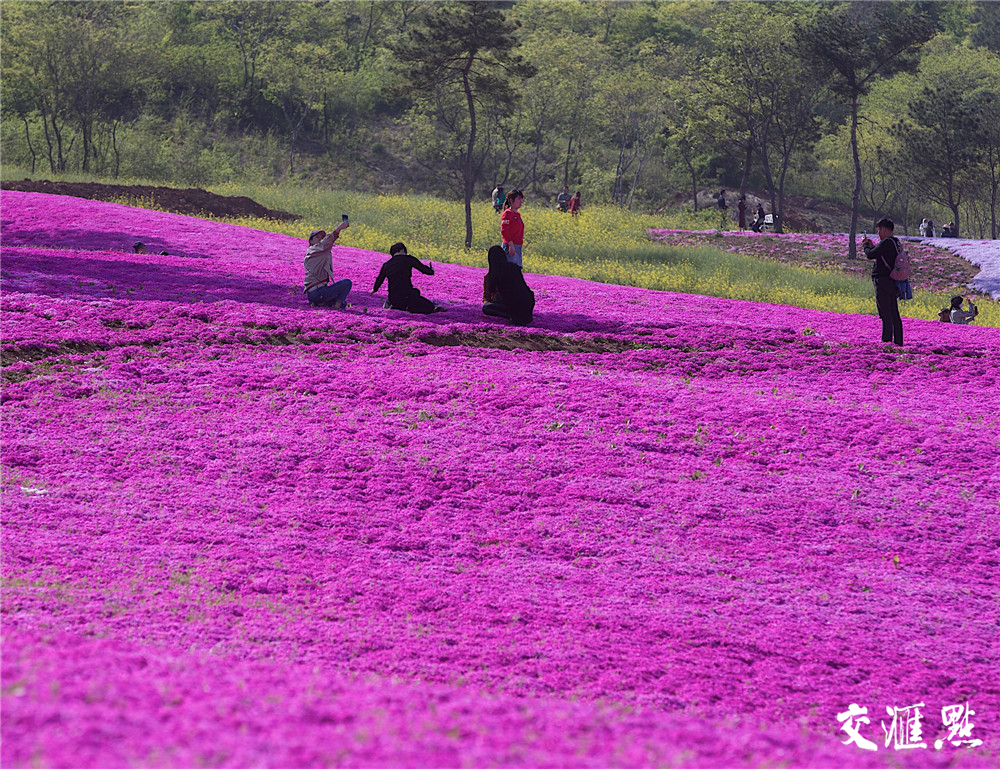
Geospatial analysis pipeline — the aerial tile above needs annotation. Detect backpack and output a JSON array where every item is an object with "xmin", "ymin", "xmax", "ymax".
[{"xmin": 889, "ymin": 238, "xmax": 912, "ymax": 280}]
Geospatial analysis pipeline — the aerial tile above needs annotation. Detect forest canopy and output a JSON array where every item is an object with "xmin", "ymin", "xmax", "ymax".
[{"xmin": 2, "ymin": 0, "xmax": 999, "ymax": 238}]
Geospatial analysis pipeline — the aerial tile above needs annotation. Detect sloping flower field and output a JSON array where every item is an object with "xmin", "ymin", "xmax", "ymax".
[{"xmin": 2, "ymin": 191, "xmax": 999, "ymax": 768}]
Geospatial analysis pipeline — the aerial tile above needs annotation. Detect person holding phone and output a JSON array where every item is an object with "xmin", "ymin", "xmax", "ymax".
[
  {"xmin": 862, "ymin": 217, "xmax": 903, "ymax": 346},
  {"xmin": 949, "ymin": 296, "xmax": 979, "ymax": 325},
  {"xmin": 303, "ymin": 219, "xmax": 351, "ymax": 308}
]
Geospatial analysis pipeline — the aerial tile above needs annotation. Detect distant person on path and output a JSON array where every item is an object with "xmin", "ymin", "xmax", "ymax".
[
  {"xmin": 304, "ymin": 221, "xmax": 352, "ymax": 308},
  {"xmin": 919, "ymin": 218, "xmax": 931, "ymax": 237},
  {"xmin": 492, "ymin": 183, "xmax": 505, "ymax": 213},
  {"xmin": 556, "ymin": 185, "xmax": 572, "ymax": 212},
  {"xmin": 941, "ymin": 221, "xmax": 956, "ymax": 238},
  {"xmin": 750, "ymin": 202, "xmax": 766, "ymax": 232},
  {"xmin": 862, "ymin": 217, "xmax": 903, "ymax": 346},
  {"xmin": 737, "ymin": 194, "xmax": 748, "ymax": 232},
  {"xmin": 569, "ymin": 190, "xmax": 582, "ymax": 216},
  {"xmin": 926, "ymin": 219, "xmax": 935, "ymax": 237},
  {"xmin": 500, "ymin": 189, "xmax": 525, "ymax": 267},
  {"xmin": 716, "ymin": 190, "xmax": 729, "ymax": 231},
  {"xmin": 482, "ymin": 245, "xmax": 534, "ymax": 326},
  {"xmin": 949, "ymin": 295, "xmax": 979, "ymax": 325},
  {"xmin": 372, "ymin": 242, "xmax": 446, "ymax": 314}
]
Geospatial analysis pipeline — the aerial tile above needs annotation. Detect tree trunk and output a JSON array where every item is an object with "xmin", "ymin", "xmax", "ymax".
[
  {"xmin": 563, "ymin": 136, "xmax": 573, "ymax": 188},
  {"xmin": 627, "ymin": 143, "xmax": 652, "ymax": 210},
  {"xmin": 112, "ymin": 120, "xmax": 121, "ymax": 178},
  {"xmin": 739, "ymin": 140, "xmax": 752, "ymax": 197},
  {"xmin": 81, "ymin": 120, "xmax": 91, "ymax": 173},
  {"xmin": 683, "ymin": 151, "xmax": 698, "ymax": 212},
  {"xmin": 40, "ymin": 111, "xmax": 56, "ymax": 173},
  {"xmin": 462, "ymin": 63, "xmax": 476, "ymax": 249},
  {"xmin": 22, "ymin": 117, "xmax": 37, "ymax": 174},
  {"xmin": 848, "ymin": 94, "xmax": 861, "ymax": 259},
  {"xmin": 53, "ymin": 116, "xmax": 66, "ymax": 173}
]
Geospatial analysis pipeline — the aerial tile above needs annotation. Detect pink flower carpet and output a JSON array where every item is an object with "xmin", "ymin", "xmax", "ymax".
[{"xmin": 2, "ymin": 191, "xmax": 998, "ymax": 768}]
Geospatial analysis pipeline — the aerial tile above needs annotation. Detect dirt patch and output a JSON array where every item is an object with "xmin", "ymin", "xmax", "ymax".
[
  {"xmin": 1, "ymin": 179, "xmax": 300, "ymax": 222},
  {"xmin": 420, "ymin": 330, "xmax": 643, "ymax": 354}
]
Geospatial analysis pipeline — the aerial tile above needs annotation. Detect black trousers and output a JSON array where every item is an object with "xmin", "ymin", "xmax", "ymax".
[
  {"xmin": 874, "ymin": 277, "xmax": 902, "ymax": 346},
  {"xmin": 391, "ymin": 289, "xmax": 437, "ymax": 314}
]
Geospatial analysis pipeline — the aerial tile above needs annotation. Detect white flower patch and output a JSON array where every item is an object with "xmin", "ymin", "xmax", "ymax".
[{"xmin": 924, "ymin": 237, "xmax": 1000, "ymax": 299}]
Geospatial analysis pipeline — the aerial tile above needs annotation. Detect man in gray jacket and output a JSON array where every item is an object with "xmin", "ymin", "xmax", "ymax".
[{"xmin": 304, "ymin": 220, "xmax": 351, "ymax": 307}]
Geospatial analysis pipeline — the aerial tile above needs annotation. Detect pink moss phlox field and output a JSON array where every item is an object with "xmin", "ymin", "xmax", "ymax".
[
  {"xmin": 2, "ymin": 191, "xmax": 999, "ymax": 768},
  {"xmin": 650, "ymin": 229, "xmax": 986, "ymax": 294}
]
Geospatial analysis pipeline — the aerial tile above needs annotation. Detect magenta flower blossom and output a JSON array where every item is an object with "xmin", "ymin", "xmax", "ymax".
[{"xmin": 2, "ymin": 192, "xmax": 998, "ymax": 768}]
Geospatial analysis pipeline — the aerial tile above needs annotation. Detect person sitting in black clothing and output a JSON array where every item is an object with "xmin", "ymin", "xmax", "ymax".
[
  {"xmin": 482, "ymin": 245, "xmax": 534, "ymax": 326},
  {"xmin": 371, "ymin": 242, "xmax": 446, "ymax": 313}
]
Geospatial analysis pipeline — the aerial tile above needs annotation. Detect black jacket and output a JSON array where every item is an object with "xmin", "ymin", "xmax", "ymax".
[
  {"xmin": 373, "ymin": 253, "xmax": 433, "ymax": 306},
  {"xmin": 864, "ymin": 237, "xmax": 899, "ymax": 280},
  {"xmin": 484, "ymin": 245, "xmax": 534, "ymax": 325}
]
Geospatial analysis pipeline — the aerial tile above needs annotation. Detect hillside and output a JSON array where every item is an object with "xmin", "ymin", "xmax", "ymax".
[{"xmin": 2, "ymin": 192, "xmax": 998, "ymax": 768}]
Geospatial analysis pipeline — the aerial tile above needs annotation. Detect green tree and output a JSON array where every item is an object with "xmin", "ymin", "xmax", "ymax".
[
  {"xmin": 798, "ymin": 2, "xmax": 933, "ymax": 256},
  {"xmin": 663, "ymin": 77, "xmax": 717, "ymax": 213},
  {"xmin": 971, "ymin": 1, "xmax": 1000, "ymax": 53},
  {"xmin": 0, "ymin": 3, "xmax": 144, "ymax": 175},
  {"xmin": 896, "ymin": 39, "xmax": 1000, "ymax": 238},
  {"xmin": 202, "ymin": 1, "xmax": 290, "ymax": 130},
  {"xmin": 510, "ymin": 30, "xmax": 606, "ymax": 192},
  {"xmin": 705, "ymin": 4, "xmax": 823, "ymax": 232},
  {"xmin": 594, "ymin": 68, "xmax": 664, "ymax": 208},
  {"xmin": 390, "ymin": 1, "xmax": 534, "ymax": 248}
]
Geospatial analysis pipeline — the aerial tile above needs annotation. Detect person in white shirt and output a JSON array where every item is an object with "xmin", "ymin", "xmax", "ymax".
[{"xmin": 949, "ymin": 295, "xmax": 979, "ymax": 325}]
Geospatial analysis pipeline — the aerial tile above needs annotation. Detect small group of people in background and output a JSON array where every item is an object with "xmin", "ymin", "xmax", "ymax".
[
  {"xmin": 719, "ymin": 190, "xmax": 768, "ymax": 232},
  {"xmin": 554, "ymin": 185, "xmax": 582, "ymax": 215},
  {"xmin": 919, "ymin": 218, "xmax": 958, "ymax": 238},
  {"xmin": 303, "ymin": 187, "xmax": 537, "ymax": 325}
]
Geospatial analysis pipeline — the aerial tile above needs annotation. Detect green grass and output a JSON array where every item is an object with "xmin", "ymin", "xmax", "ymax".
[{"xmin": 3, "ymin": 169, "xmax": 996, "ymax": 327}]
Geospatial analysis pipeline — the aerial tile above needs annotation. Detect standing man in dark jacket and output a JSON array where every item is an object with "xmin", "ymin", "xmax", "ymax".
[{"xmin": 862, "ymin": 217, "xmax": 903, "ymax": 346}]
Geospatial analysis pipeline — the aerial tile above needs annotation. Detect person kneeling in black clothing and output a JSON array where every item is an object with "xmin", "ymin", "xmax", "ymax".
[
  {"xmin": 862, "ymin": 218, "xmax": 903, "ymax": 346},
  {"xmin": 372, "ymin": 242, "xmax": 447, "ymax": 314},
  {"xmin": 482, "ymin": 245, "xmax": 534, "ymax": 326}
]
